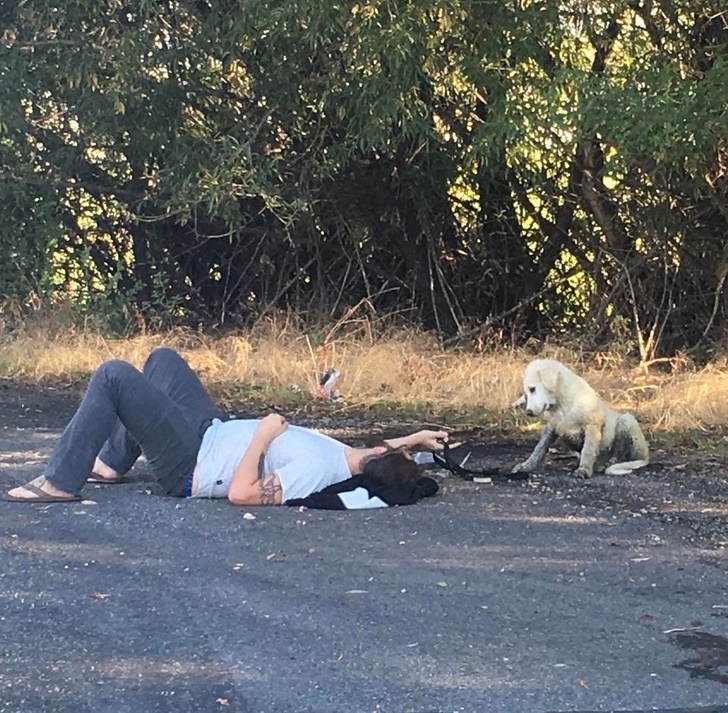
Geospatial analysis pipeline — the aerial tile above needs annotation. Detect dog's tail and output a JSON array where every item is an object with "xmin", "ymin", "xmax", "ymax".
[
  {"xmin": 605, "ymin": 459, "xmax": 649, "ymax": 475},
  {"xmin": 607, "ymin": 413, "xmax": 649, "ymax": 476}
]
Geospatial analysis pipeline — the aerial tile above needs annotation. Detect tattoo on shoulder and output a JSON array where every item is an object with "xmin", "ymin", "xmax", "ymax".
[{"xmin": 258, "ymin": 473, "xmax": 282, "ymax": 505}]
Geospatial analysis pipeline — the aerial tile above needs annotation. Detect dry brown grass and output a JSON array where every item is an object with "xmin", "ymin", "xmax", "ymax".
[{"xmin": 0, "ymin": 312, "xmax": 725, "ymax": 432}]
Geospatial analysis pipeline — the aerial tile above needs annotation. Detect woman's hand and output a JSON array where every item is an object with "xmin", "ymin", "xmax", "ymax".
[
  {"xmin": 384, "ymin": 429, "xmax": 462, "ymax": 452},
  {"xmin": 256, "ymin": 413, "xmax": 289, "ymax": 441},
  {"xmin": 411, "ymin": 430, "xmax": 462, "ymax": 451},
  {"xmin": 229, "ymin": 413, "xmax": 287, "ymax": 506}
]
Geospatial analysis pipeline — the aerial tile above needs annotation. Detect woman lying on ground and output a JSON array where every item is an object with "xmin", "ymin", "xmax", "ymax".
[{"xmin": 4, "ymin": 348, "xmax": 454, "ymax": 505}]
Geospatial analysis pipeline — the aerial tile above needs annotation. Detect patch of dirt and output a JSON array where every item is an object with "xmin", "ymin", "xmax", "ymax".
[
  {"xmin": 446, "ymin": 440, "xmax": 728, "ymax": 555},
  {"xmin": 1, "ymin": 377, "xmax": 726, "ymax": 554},
  {"xmin": 0, "ymin": 377, "xmax": 82, "ymax": 429},
  {"xmin": 544, "ymin": 452, "xmax": 728, "ymax": 551}
]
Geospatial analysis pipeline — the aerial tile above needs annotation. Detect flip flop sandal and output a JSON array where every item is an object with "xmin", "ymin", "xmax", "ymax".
[
  {"xmin": 86, "ymin": 473, "xmax": 128, "ymax": 484},
  {"xmin": 3, "ymin": 483, "xmax": 82, "ymax": 503}
]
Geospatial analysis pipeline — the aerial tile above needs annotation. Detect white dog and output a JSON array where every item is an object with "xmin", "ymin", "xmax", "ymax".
[{"xmin": 512, "ymin": 358, "xmax": 649, "ymax": 478}]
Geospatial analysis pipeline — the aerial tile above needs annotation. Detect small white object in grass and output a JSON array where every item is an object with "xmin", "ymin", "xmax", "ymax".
[
  {"xmin": 317, "ymin": 369, "xmax": 341, "ymax": 400},
  {"xmin": 242, "ymin": 512, "xmax": 256, "ymax": 520}
]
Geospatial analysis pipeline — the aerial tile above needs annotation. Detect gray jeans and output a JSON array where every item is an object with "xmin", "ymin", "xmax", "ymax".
[{"xmin": 45, "ymin": 348, "xmax": 225, "ymax": 496}]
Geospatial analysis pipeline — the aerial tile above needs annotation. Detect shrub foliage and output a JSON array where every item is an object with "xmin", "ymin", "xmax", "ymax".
[{"xmin": 0, "ymin": 0, "xmax": 726, "ymax": 356}]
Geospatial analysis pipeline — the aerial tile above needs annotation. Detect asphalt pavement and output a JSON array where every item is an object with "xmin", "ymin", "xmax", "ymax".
[{"xmin": 1, "ymin": 428, "xmax": 727, "ymax": 713}]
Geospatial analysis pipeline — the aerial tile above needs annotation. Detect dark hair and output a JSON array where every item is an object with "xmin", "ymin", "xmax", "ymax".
[{"xmin": 362, "ymin": 447, "xmax": 419, "ymax": 486}]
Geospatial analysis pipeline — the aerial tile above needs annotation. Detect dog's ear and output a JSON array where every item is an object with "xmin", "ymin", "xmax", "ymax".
[
  {"xmin": 511, "ymin": 394, "xmax": 526, "ymax": 409},
  {"xmin": 537, "ymin": 367, "xmax": 560, "ymax": 392}
]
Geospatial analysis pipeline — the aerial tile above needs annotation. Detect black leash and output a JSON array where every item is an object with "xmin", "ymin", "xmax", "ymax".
[{"xmin": 432, "ymin": 442, "xmax": 529, "ymax": 483}]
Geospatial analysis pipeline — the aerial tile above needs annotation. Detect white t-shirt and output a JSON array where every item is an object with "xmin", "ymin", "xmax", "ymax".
[{"xmin": 192, "ymin": 419, "xmax": 352, "ymax": 502}]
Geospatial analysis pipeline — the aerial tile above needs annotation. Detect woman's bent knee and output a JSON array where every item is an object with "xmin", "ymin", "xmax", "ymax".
[
  {"xmin": 89, "ymin": 360, "xmax": 141, "ymax": 396},
  {"xmin": 95, "ymin": 359, "xmax": 135, "ymax": 380},
  {"xmin": 143, "ymin": 347, "xmax": 182, "ymax": 373}
]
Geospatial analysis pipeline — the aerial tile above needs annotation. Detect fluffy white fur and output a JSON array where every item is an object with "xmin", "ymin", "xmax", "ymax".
[{"xmin": 512, "ymin": 358, "xmax": 649, "ymax": 478}]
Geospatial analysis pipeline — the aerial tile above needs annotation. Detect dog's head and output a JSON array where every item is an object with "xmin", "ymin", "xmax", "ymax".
[{"xmin": 515, "ymin": 360, "xmax": 561, "ymax": 418}]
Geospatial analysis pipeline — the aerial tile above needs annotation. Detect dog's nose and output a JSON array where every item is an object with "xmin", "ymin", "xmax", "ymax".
[{"xmin": 526, "ymin": 409, "xmax": 534, "ymax": 417}]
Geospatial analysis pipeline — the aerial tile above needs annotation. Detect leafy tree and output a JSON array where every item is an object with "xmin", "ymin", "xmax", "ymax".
[{"xmin": 0, "ymin": 0, "xmax": 725, "ymax": 357}]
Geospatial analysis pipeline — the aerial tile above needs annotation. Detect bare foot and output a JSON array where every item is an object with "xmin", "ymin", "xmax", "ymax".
[
  {"xmin": 89, "ymin": 458, "xmax": 122, "ymax": 483},
  {"xmin": 6, "ymin": 476, "xmax": 76, "ymax": 500}
]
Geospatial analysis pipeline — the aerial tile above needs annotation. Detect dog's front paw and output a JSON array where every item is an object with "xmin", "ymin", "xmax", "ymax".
[
  {"xmin": 573, "ymin": 466, "xmax": 593, "ymax": 479},
  {"xmin": 512, "ymin": 461, "xmax": 533, "ymax": 474}
]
